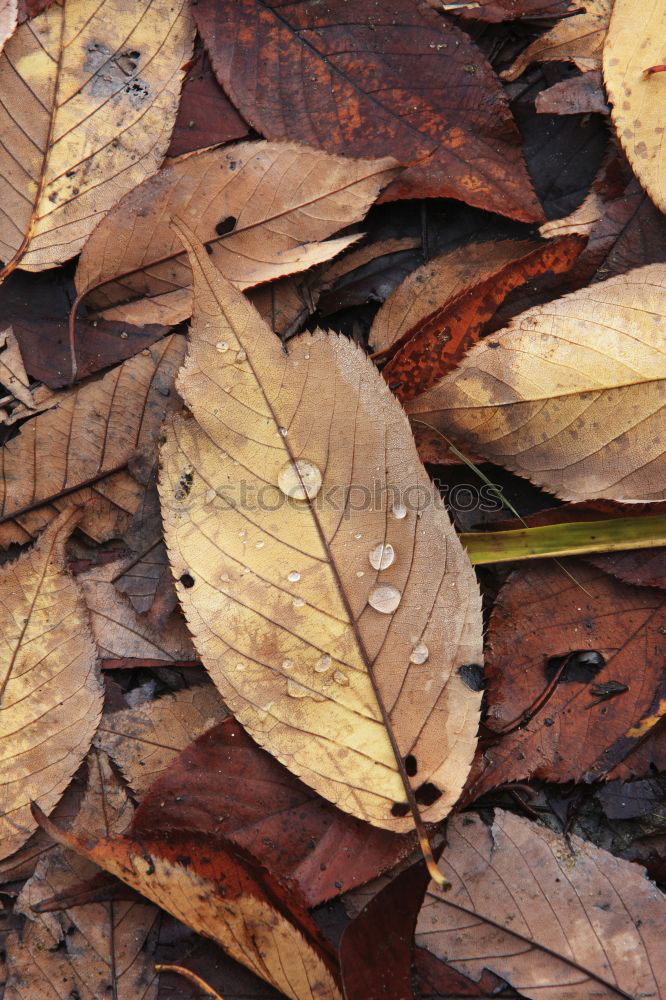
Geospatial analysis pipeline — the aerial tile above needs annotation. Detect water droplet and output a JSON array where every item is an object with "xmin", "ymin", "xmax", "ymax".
[
  {"xmin": 333, "ymin": 669, "xmax": 349, "ymax": 686},
  {"xmin": 220, "ymin": 573, "xmax": 230, "ymax": 583},
  {"xmin": 287, "ymin": 570, "xmax": 301, "ymax": 583},
  {"xmin": 255, "ymin": 540, "xmax": 265, "ymax": 549},
  {"xmin": 236, "ymin": 349, "xmax": 247, "ymax": 362},
  {"xmin": 277, "ymin": 459, "xmax": 322, "ymax": 500},
  {"xmin": 356, "ymin": 570, "xmax": 365, "ymax": 578},
  {"xmin": 369, "ymin": 542, "xmax": 395, "ymax": 571},
  {"xmin": 292, "ymin": 597, "xmax": 305, "ymax": 608},
  {"xmin": 278, "ymin": 427, "xmax": 288, "ymax": 437},
  {"xmin": 287, "ymin": 679, "xmax": 310, "ymax": 699},
  {"xmin": 282, "ymin": 658, "xmax": 294, "ymax": 671},
  {"xmin": 314, "ymin": 654, "xmax": 332, "ymax": 673},
  {"xmin": 205, "ymin": 488, "xmax": 216, "ymax": 503},
  {"xmin": 238, "ymin": 530, "xmax": 246, "ymax": 540},
  {"xmin": 368, "ymin": 584, "xmax": 402, "ymax": 614},
  {"xmin": 392, "ymin": 502, "xmax": 407, "ymax": 520},
  {"xmin": 354, "ymin": 532, "xmax": 363, "ymax": 540},
  {"xmin": 216, "ymin": 340, "xmax": 229, "ymax": 352},
  {"xmin": 304, "ymin": 353, "xmax": 310, "ymax": 360},
  {"xmin": 409, "ymin": 642, "xmax": 429, "ymax": 665},
  {"xmin": 235, "ymin": 662, "xmax": 245, "ymax": 671}
]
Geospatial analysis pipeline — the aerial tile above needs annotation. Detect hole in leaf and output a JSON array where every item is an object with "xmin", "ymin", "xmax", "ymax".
[
  {"xmin": 405, "ymin": 754, "xmax": 417, "ymax": 776},
  {"xmin": 390, "ymin": 802, "xmax": 410, "ymax": 817},
  {"xmin": 545, "ymin": 650, "xmax": 605, "ymax": 684},
  {"xmin": 457, "ymin": 663, "xmax": 484, "ymax": 691},
  {"xmin": 205, "ymin": 244, "xmax": 213, "ymax": 255},
  {"xmin": 179, "ymin": 573, "xmax": 195, "ymax": 589},
  {"xmin": 215, "ymin": 216, "xmax": 237, "ymax": 236},
  {"xmin": 415, "ymin": 782, "xmax": 442, "ymax": 806}
]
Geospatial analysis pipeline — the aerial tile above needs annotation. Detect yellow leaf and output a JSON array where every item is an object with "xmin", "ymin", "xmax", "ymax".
[
  {"xmin": 0, "ymin": 0, "xmax": 194, "ymax": 276},
  {"xmin": 0, "ymin": 507, "xmax": 103, "ymax": 860},
  {"xmin": 407, "ymin": 263, "xmax": 666, "ymax": 503},
  {"xmin": 604, "ymin": 0, "xmax": 666, "ymax": 213},
  {"xmin": 158, "ymin": 223, "xmax": 483, "ymax": 833}
]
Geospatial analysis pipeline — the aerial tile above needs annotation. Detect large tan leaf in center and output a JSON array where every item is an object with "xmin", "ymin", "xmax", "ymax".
[
  {"xmin": 407, "ymin": 264, "xmax": 666, "ymax": 503},
  {"xmin": 158, "ymin": 226, "xmax": 483, "ymax": 832},
  {"xmin": 0, "ymin": 0, "xmax": 193, "ymax": 275}
]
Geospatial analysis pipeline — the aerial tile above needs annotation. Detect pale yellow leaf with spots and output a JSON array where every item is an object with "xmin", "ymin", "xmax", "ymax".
[
  {"xmin": 0, "ymin": 0, "xmax": 193, "ymax": 276},
  {"xmin": 603, "ymin": 0, "xmax": 666, "ymax": 213},
  {"xmin": 158, "ymin": 224, "xmax": 483, "ymax": 833},
  {"xmin": 407, "ymin": 264, "xmax": 666, "ymax": 503},
  {"xmin": 0, "ymin": 507, "xmax": 103, "ymax": 860}
]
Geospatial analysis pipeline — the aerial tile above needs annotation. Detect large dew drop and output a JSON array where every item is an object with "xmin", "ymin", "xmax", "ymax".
[
  {"xmin": 314, "ymin": 654, "xmax": 332, "ymax": 673},
  {"xmin": 368, "ymin": 584, "xmax": 402, "ymax": 614},
  {"xmin": 391, "ymin": 502, "xmax": 407, "ymax": 520},
  {"xmin": 278, "ymin": 459, "xmax": 323, "ymax": 500},
  {"xmin": 369, "ymin": 541, "xmax": 395, "ymax": 571},
  {"xmin": 409, "ymin": 642, "xmax": 429, "ymax": 665}
]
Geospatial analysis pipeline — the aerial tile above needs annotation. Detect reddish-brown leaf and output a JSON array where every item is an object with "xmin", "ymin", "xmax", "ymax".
[
  {"xmin": 536, "ymin": 70, "xmax": 609, "ymax": 115},
  {"xmin": 133, "ymin": 719, "xmax": 416, "ymax": 907},
  {"xmin": 414, "ymin": 947, "xmax": 519, "ymax": 998},
  {"xmin": 194, "ymin": 0, "xmax": 543, "ymax": 222},
  {"xmin": 466, "ymin": 562, "xmax": 665, "ymax": 799},
  {"xmin": 428, "ymin": 0, "xmax": 574, "ymax": 21},
  {"xmin": 377, "ymin": 235, "xmax": 584, "ymax": 400}
]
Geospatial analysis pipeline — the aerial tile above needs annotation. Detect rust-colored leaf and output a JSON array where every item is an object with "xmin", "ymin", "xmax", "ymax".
[
  {"xmin": 0, "ymin": 508, "xmax": 103, "ymax": 859},
  {"xmin": 194, "ymin": 0, "xmax": 543, "ymax": 222},
  {"xmin": 466, "ymin": 562, "xmax": 665, "ymax": 799},
  {"xmin": 133, "ymin": 718, "xmax": 416, "ymax": 907},
  {"xmin": 372, "ymin": 236, "xmax": 584, "ymax": 399}
]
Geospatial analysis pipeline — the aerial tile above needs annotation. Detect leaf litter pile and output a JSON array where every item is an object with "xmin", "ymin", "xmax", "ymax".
[{"xmin": 0, "ymin": 0, "xmax": 664, "ymax": 998}]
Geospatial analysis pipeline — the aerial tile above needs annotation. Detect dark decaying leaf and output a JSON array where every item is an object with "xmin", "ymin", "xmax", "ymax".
[
  {"xmin": 133, "ymin": 718, "xmax": 416, "ymax": 907},
  {"xmin": 194, "ymin": 0, "xmax": 543, "ymax": 221},
  {"xmin": 536, "ymin": 70, "xmax": 609, "ymax": 115},
  {"xmin": 466, "ymin": 562, "xmax": 666, "ymax": 799},
  {"xmin": 428, "ymin": 0, "xmax": 574, "ymax": 22},
  {"xmin": 597, "ymin": 777, "xmax": 664, "ymax": 821},
  {"xmin": 414, "ymin": 946, "xmax": 521, "ymax": 998}
]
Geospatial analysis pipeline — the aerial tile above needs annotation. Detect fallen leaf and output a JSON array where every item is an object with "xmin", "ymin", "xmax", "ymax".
[
  {"xmin": 536, "ymin": 70, "xmax": 610, "ymax": 115},
  {"xmin": 133, "ymin": 718, "xmax": 416, "ymax": 907},
  {"xmin": 597, "ymin": 776, "xmax": 663, "ymax": 821},
  {"xmin": 0, "ymin": 507, "xmax": 103, "ymax": 859},
  {"xmin": 0, "ymin": 0, "xmax": 194, "ymax": 276},
  {"xmin": 466, "ymin": 562, "xmax": 665, "ymax": 798},
  {"xmin": 159, "ymin": 224, "xmax": 483, "ymax": 832},
  {"xmin": 17, "ymin": 0, "xmax": 54, "ymax": 19},
  {"xmin": 0, "ymin": 1, "xmax": 16, "ymax": 53},
  {"xmin": 0, "ymin": 335, "xmax": 185, "ymax": 546},
  {"xmin": 0, "ymin": 326, "xmax": 33, "ymax": 410},
  {"xmin": 5, "ymin": 750, "xmax": 159, "ymax": 1000},
  {"xmin": 587, "ymin": 548, "xmax": 666, "ymax": 591},
  {"xmin": 340, "ymin": 859, "xmax": 430, "ymax": 1000},
  {"xmin": 35, "ymin": 810, "xmax": 343, "ymax": 1000},
  {"xmin": 416, "ymin": 809, "xmax": 666, "ymax": 999},
  {"xmin": 603, "ymin": 0, "xmax": 666, "ymax": 213},
  {"xmin": 94, "ymin": 686, "xmax": 227, "ymax": 799},
  {"xmin": 414, "ymin": 946, "xmax": 518, "ymax": 998},
  {"xmin": 372, "ymin": 236, "xmax": 584, "ymax": 399},
  {"xmin": 78, "ymin": 560, "xmax": 197, "ymax": 662},
  {"xmin": 428, "ymin": 0, "xmax": 574, "ymax": 21},
  {"xmin": 73, "ymin": 142, "xmax": 398, "ymax": 328},
  {"xmin": 167, "ymin": 40, "xmax": 249, "ymax": 158},
  {"xmin": 502, "ymin": 0, "xmax": 612, "ymax": 81},
  {"xmin": 194, "ymin": 0, "xmax": 543, "ymax": 222},
  {"xmin": 316, "ymin": 237, "xmax": 423, "ymax": 316},
  {"xmin": 406, "ymin": 264, "xmax": 666, "ymax": 503}
]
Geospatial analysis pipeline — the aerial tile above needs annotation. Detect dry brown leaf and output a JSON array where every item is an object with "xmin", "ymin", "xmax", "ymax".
[
  {"xmin": 417, "ymin": 809, "xmax": 666, "ymax": 999},
  {"xmin": 603, "ymin": 0, "xmax": 666, "ymax": 213},
  {"xmin": 36, "ymin": 809, "xmax": 343, "ymax": 1000},
  {"xmin": 0, "ymin": 507, "xmax": 103, "ymax": 860},
  {"xmin": 158, "ymin": 224, "xmax": 483, "ymax": 833},
  {"xmin": 78, "ymin": 560, "xmax": 196, "ymax": 662},
  {"xmin": 0, "ymin": 326, "xmax": 33, "ymax": 411},
  {"xmin": 94, "ymin": 686, "xmax": 227, "ymax": 799},
  {"xmin": 0, "ymin": 334, "xmax": 185, "ymax": 547},
  {"xmin": 5, "ymin": 750, "xmax": 159, "ymax": 1000},
  {"xmin": 407, "ymin": 264, "xmax": 666, "ymax": 503},
  {"xmin": 0, "ymin": 1, "xmax": 16, "ymax": 53},
  {"xmin": 73, "ymin": 142, "xmax": 399, "ymax": 325},
  {"xmin": 501, "ymin": 0, "xmax": 611, "ymax": 81},
  {"xmin": 0, "ymin": 0, "xmax": 193, "ymax": 277}
]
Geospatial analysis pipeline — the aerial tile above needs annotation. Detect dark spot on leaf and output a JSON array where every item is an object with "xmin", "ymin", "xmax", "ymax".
[
  {"xmin": 391, "ymin": 802, "xmax": 410, "ymax": 817},
  {"xmin": 404, "ymin": 754, "xmax": 417, "ymax": 776},
  {"xmin": 174, "ymin": 468, "xmax": 193, "ymax": 502},
  {"xmin": 545, "ymin": 650, "xmax": 605, "ymax": 684},
  {"xmin": 415, "ymin": 782, "xmax": 442, "ymax": 806},
  {"xmin": 180, "ymin": 573, "xmax": 195, "ymax": 589},
  {"xmin": 215, "ymin": 216, "xmax": 237, "ymax": 236},
  {"xmin": 458, "ymin": 663, "xmax": 484, "ymax": 691}
]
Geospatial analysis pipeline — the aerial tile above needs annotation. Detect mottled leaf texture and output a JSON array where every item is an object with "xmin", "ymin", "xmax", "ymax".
[
  {"xmin": 133, "ymin": 718, "xmax": 416, "ymax": 907},
  {"xmin": 0, "ymin": 0, "xmax": 194, "ymax": 275},
  {"xmin": 373, "ymin": 236, "xmax": 584, "ymax": 399},
  {"xmin": 0, "ymin": 0, "xmax": 17, "ymax": 53},
  {"xmin": 468, "ymin": 561, "xmax": 665, "ymax": 797},
  {"xmin": 407, "ymin": 264, "xmax": 666, "ymax": 503},
  {"xmin": 0, "ymin": 508, "xmax": 103, "ymax": 860},
  {"xmin": 159, "ymin": 225, "xmax": 483, "ymax": 831},
  {"xmin": 430, "ymin": 0, "xmax": 574, "ymax": 22},
  {"xmin": 194, "ymin": 0, "xmax": 543, "ymax": 222},
  {"xmin": 36, "ymin": 810, "xmax": 342, "ymax": 1000},
  {"xmin": 604, "ymin": 0, "xmax": 666, "ymax": 213},
  {"xmin": 94, "ymin": 686, "xmax": 227, "ymax": 799},
  {"xmin": 502, "ymin": 0, "xmax": 611, "ymax": 81},
  {"xmin": 417, "ymin": 810, "xmax": 666, "ymax": 999},
  {"xmin": 0, "ymin": 334, "xmax": 185, "ymax": 547},
  {"xmin": 5, "ymin": 751, "xmax": 159, "ymax": 1000},
  {"xmin": 74, "ymin": 141, "xmax": 399, "ymax": 325}
]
